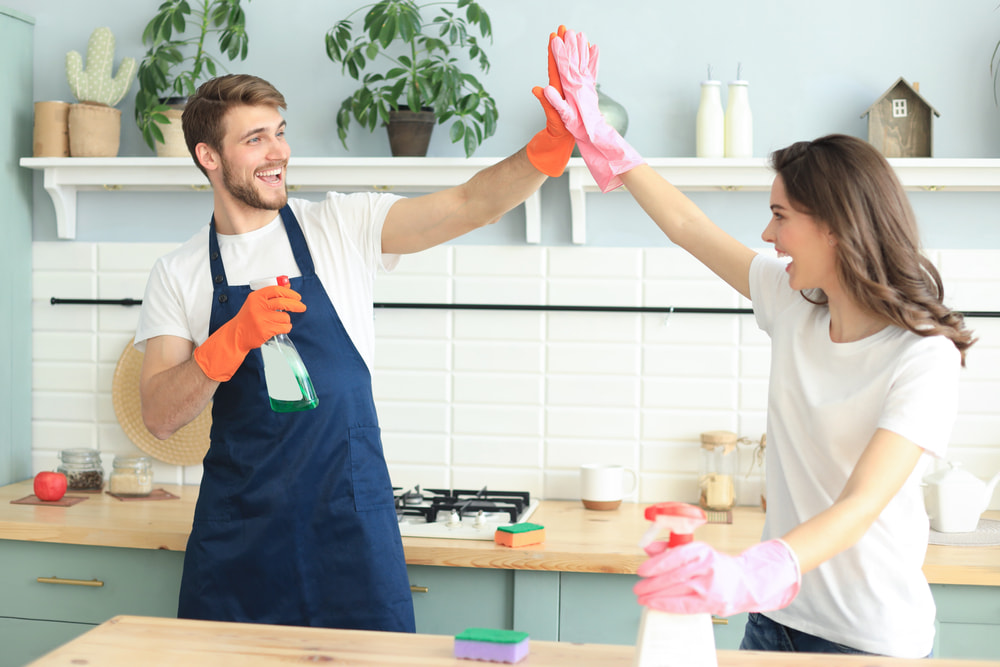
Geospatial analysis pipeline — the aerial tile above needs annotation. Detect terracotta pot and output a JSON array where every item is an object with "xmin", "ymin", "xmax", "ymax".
[
  {"xmin": 386, "ymin": 107, "xmax": 436, "ymax": 157},
  {"xmin": 154, "ymin": 107, "xmax": 189, "ymax": 157},
  {"xmin": 68, "ymin": 103, "xmax": 121, "ymax": 157},
  {"xmin": 33, "ymin": 101, "xmax": 70, "ymax": 157}
]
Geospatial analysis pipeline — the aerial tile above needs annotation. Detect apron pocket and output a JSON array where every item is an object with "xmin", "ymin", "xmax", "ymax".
[{"xmin": 348, "ymin": 426, "xmax": 395, "ymax": 511}]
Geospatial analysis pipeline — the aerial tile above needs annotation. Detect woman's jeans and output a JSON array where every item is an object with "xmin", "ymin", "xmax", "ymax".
[{"xmin": 739, "ymin": 612, "xmax": 877, "ymax": 655}]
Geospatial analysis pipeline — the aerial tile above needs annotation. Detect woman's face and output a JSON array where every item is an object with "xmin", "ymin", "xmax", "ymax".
[{"xmin": 762, "ymin": 175, "xmax": 838, "ymax": 293}]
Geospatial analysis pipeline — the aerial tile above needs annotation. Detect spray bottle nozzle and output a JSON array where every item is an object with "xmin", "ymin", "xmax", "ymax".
[{"xmin": 639, "ymin": 502, "xmax": 707, "ymax": 549}]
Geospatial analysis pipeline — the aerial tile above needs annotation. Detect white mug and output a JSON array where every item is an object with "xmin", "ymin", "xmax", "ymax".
[{"xmin": 580, "ymin": 463, "xmax": 638, "ymax": 510}]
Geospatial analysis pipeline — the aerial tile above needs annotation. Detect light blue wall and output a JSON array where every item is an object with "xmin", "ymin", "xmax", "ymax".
[{"xmin": 10, "ymin": 0, "xmax": 1000, "ymax": 247}]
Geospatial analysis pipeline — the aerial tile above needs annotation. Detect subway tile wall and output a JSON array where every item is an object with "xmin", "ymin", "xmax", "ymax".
[{"xmin": 30, "ymin": 243, "xmax": 1000, "ymax": 509}]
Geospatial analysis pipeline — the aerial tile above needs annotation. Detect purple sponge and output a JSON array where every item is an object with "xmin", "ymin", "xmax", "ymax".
[{"xmin": 454, "ymin": 628, "xmax": 530, "ymax": 664}]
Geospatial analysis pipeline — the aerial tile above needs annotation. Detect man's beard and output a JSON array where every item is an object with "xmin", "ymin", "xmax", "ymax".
[{"xmin": 222, "ymin": 159, "xmax": 288, "ymax": 211}]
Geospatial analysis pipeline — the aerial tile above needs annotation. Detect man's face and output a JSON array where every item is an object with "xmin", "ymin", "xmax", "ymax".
[{"xmin": 216, "ymin": 104, "xmax": 290, "ymax": 212}]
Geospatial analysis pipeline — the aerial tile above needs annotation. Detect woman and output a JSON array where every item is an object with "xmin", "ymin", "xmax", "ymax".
[{"xmin": 544, "ymin": 29, "xmax": 975, "ymax": 658}]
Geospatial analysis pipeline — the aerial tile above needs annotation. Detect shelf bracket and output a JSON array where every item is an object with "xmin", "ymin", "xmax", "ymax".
[{"xmin": 42, "ymin": 168, "xmax": 77, "ymax": 240}]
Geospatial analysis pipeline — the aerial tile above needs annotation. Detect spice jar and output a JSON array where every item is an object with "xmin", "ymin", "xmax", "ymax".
[
  {"xmin": 57, "ymin": 448, "xmax": 104, "ymax": 491},
  {"xmin": 699, "ymin": 431, "xmax": 738, "ymax": 510},
  {"xmin": 109, "ymin": 455, "xmax": 153, "ymax": 497}
]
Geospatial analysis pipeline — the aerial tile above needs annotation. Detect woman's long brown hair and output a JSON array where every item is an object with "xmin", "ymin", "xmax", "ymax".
[{"xmin": 770, "ymin": 134, "xmax": 975, "ymax": 365}]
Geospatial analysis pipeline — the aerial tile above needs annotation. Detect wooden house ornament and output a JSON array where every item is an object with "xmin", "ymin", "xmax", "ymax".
[{"xmin": 861, "ymin": 77, "xmax": 939, "ymax": 158}]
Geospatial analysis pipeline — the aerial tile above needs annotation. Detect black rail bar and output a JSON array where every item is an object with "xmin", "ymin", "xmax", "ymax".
[{"xmin": 49, "ymin": 297, "xmax": 1000, "ymax": 318}]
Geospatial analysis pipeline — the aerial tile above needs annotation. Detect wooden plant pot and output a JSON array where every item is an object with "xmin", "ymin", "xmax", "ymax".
[
  {"xmin": 386, "ymin": 108, "xmax": 435, "ymax": 157},
  {"xmin": 68, "ymin": 103, "xmax": 121, "ymax": 157}
]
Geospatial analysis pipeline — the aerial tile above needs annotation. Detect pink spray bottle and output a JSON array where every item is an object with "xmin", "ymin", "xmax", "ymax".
[{"xmin": 634, "ymin": 502, "xmax": 718, "ymax": 667}]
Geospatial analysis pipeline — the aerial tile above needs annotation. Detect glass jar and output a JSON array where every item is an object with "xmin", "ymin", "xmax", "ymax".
[
  {"xmin": 699, "ymin": 431, "xmax": 738, "ymax": 510},
  {"xmin": 57, "ymin": 448, "xmax": 104, "ymax": 491},
  {"xmin": 108, "ymin": 455, "xmax": 153, "ymax": 497}
]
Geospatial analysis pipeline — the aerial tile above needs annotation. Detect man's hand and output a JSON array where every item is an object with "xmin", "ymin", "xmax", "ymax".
[
  {"xmin": 525, "ymin": 25, "xmax": 575, "ymax": 178},
  {"xmin": 192, "ymin": 285, "xmax": 305, "ymax": 382}
]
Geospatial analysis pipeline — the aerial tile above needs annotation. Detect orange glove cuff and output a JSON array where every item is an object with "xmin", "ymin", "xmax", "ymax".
[
  {"xmin": 527, "ymin": 127, "xmax": 575, "ymax": 178},
  {"xmin": 193, "ymin": 318, "xmax": 248, "ymax": 383}
]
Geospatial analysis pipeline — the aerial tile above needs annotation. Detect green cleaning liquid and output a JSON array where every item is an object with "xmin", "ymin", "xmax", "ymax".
[{"xmin": 250, "ymin": 275, "xmax": 319, "ymax": 413}]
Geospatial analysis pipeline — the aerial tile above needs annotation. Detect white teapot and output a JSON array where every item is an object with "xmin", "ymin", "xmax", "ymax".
[{"xmin": 923, "ymin": 462, "xmax": 1000, "ymax": 533}]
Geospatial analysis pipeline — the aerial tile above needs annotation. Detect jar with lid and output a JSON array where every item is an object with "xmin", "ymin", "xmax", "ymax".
[
  {"xmin": 109, "ymin": 455, "xmax": 153, "ymax": 497},
  {"xmin": 57, "ymin": 448, "xmax": 104, "ymax": 491},
  {"xmin": 699, "ymin": 431, "xmax": 738, "ymax": 510}
]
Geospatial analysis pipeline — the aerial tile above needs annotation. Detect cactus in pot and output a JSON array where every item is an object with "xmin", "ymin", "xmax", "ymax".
[{"xmin": 65, "ymin": 27, "xmax": 137, "ymax": 156}]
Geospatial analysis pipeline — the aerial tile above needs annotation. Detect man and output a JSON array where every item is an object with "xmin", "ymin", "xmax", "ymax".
[{"xmin": 135, "ymin": 30, "xmax": 572, "ymax": 632}]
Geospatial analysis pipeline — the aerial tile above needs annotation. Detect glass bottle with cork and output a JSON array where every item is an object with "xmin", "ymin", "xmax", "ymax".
[{"xmin": 699, "ymin": 430, "xmax": 738, "ymax": 510}]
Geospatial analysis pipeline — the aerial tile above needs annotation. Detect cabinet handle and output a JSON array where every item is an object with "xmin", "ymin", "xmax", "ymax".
[
  {"xmin": 410, "ymin": 585, "xmax": 429, "ymax": 594},
  {"xmin": 37, "ymin": 576, "xmax": 105, "ymax": 588},
  {"xmin": 711, "ymin": 616, "xmax": 728, "ymax": 625}
]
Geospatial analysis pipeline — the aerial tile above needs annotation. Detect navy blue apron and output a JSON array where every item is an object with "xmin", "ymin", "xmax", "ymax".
[{"xmin": 178, "ymin": 205, "xmax": 415, "ymax": 632}]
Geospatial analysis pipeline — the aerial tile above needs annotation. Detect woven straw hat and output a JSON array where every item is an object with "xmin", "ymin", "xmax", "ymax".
[{"xmin": 112, "ymin": 338, "xmax": 211, "ymax": 466}]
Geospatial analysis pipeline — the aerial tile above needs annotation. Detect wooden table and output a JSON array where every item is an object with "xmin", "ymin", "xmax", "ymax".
[
  {"xmin": 1, "ymin": 479, "xmax": 998, "ymax": 583},
  {"xmin": 25, "ymin": 615, "xmax": 1000, "ymax": 666}
]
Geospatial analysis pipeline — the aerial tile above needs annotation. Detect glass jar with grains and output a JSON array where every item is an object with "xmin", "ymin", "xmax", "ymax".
[
  {"xmin": 108, "ymin": 455, "xmax": 154, "ymax": 497},
  {"xmin": 57, "ymin": 448, "xmax": 104, "ymax": 491},
  {"xmin": 698, "ymin": 430, "xmax": 738, "ymax": 510}
]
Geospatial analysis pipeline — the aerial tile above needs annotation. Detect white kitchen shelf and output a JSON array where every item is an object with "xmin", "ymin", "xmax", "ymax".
[
  {"xmin": 19, "ymin": 157, "xmax": 541, "ymax": 242},
  {"xmin": 566, "ymin": 157, "xmax": 1000, "ymax": 244},
  {"xmin": 21, "ymin": 156, "xmax": 1000, "ymax": 243}
]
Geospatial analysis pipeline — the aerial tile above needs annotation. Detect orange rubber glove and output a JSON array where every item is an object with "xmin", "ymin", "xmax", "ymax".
[
  {"xmin": 193, "ymin": 284, "xmax": 306, "ymax": 382},
  {"xmin": 526, "ymin": 25, "xmax": 575, "ymax": 178}
]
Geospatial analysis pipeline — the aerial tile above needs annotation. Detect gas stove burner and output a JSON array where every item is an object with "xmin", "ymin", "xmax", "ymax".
[
  {"xmin": 398, "ymin": 484, "xmax": 432, "ymax": 506},
  {"xmin": 391, "ymin": 485, "xmax": 538, "ymax": 540}
]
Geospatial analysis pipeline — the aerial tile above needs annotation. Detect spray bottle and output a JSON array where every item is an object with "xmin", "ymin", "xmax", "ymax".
[
  {"xmin": 248, "ymin": 276, "xmax": 319, "ymax": 413},
  {"xmin": 634, "ymin": 502, "xmax": 718, "ymax": 667}
]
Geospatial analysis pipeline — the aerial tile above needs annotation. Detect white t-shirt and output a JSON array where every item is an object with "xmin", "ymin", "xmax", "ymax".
[
  {"xmin": 134, "ymin": 192, "xmax": 402, "ymax": 373},
  {"xmin": 750, "ymin": 255, "xmax": 960, "ymax": 658}
]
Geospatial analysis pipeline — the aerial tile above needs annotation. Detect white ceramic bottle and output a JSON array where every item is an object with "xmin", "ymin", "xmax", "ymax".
[
  {"xmin": 695, "ymin": 80, "xmax": 724, "ymax": 158},
  {"xmin": 724, "ymin": 80, "xmax": 752, "ymax": 158}
]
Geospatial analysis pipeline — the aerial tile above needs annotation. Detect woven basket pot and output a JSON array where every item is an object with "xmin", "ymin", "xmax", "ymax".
[{"xmin": 68, "ymin": 103, "xmax": 121, "ymax": 157}]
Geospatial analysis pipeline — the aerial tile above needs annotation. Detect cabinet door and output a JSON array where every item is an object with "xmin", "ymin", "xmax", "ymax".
[
  {"xmin": 0, "ymin": 540, "xmax": 184, "ymax": 624},
  {"xmin": 932, "ymin": 584, "xmax": 1000, "ymax": 660},
  {"xmin": 407, "ymin": 565, "xmax": 514, "ymax": 636},
  {"xmin": 558, "ymin": 572, "xmax": 745, "ymax": 648},
  {"xmin": 0, "ymin": 617, "xmax": 93, "ymax": 667}
]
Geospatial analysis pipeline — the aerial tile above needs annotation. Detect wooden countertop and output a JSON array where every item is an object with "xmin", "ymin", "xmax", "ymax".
[
  {"xmin": 2, "ymin": 479, "xmax": 998, "ymax": 585},
  {"xmin": 26, "ymin": 615, "xmax": 1000, "ymax": 666}
]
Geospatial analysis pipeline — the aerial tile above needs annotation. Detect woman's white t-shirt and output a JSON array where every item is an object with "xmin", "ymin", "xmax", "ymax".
[
  {"xmin": 750, "ymin": 254, "xmax": 960, "ymax": 658},
  {"xmin": 134, "ymin": 192, "xmax": 402, "ymax": 373}
]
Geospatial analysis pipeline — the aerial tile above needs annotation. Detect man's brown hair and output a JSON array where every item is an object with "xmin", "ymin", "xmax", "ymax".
[{"xmin": 182, "ymin": 74, "xmax": 287, "ymax": 177}]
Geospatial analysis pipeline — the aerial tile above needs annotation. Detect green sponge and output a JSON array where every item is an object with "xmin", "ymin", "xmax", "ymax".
[{"xmin": 454, "ymin": 628, "xmax": 530, "ymax": 663}]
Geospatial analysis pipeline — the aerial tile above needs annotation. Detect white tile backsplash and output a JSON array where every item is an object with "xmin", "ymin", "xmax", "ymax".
[{"xmin": 26, "ymin": 242, "xmax": 1000, "ymax": 510}]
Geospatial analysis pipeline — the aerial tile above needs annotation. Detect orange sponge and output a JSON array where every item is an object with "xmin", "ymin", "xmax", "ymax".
[{"xmin": 495, "ymin": 523, "xmax": 545, "ymax": 547}]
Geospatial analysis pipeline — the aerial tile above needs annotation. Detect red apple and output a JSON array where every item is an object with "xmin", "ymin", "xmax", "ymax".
[{"xmin": 34, "ymin": 471, "xmax": 68, "ymax": 502}]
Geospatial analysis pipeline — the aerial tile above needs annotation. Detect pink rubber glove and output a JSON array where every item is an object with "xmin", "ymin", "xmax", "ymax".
[
  {"xmin": 634, "ymin": 539, "xmax": 801, "ymax": 618},
  {"xmin": 543, "ymin": 28, "xmax": 645, "ymax": 192}
]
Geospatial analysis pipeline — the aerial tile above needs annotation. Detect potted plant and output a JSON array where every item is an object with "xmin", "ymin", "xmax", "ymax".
[
  {"xmin": 324, "ymin": 0, "xmax": 498, "ymax": 157},
  {"xmin": 65, "ymin": 27, "xmax": 137, "ymax": 157},
  {"xmin": 135, "ymin": 0, "xmax": 251, "ymax": 156}
]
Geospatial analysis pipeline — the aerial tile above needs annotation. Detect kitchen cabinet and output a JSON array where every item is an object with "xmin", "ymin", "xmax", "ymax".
[
  {"xmin": 0, "ymin": 7, "xmax": 34, "ymax": 487},
  {"xmin": 407, "ymin": 564, "xmax": 514, "ymax": 635},
  {"xmin": 0, "ymin": 539, "xmax": 184, "ymax": 667},
  {"xmin": 933, "ymin": 584, "xmax": 1000, "ymax": 661}
]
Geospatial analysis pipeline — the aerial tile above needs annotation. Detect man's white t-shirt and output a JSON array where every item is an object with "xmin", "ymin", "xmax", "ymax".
[
  {"xmin": 750, "ymin": 255, "xmax": 961, "ymax": 658},
  {"xmin": 134, "ymin": 192, "xmax": 402, "ymax": 373}
]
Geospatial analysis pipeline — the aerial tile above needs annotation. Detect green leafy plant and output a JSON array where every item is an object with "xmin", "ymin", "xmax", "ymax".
[
  {"xmin": 135, "ymin": 0, "xmax": 251, "ymax": 150},
  {"xmin": 325, "ymin": 0, "xmax": 497, "ymax": 157}
]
